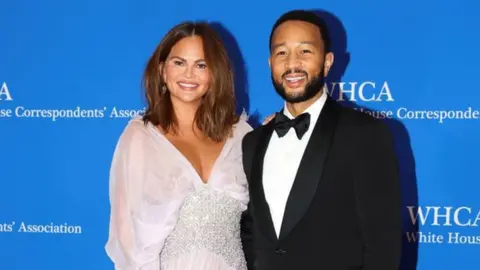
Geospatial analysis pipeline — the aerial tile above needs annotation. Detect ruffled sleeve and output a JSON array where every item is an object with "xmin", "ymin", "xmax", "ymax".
[
  {"xmin": 105, "ymin": 120, "xmax": 184, "ymax": 270},
  {"xmin": 213, "ymin": 118, "xmax": 253, "ymax": 210}
]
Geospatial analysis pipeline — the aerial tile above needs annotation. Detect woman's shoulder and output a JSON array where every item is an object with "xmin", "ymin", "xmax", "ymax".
[{"xmin": 116, "ymin": 116, "xmax": 153, "ymax": 147}]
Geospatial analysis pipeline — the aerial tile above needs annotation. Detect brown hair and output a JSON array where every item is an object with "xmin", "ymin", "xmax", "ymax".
[{"xmin": 142, "ymin": 21, "xmax": 239, "ymax": 142}]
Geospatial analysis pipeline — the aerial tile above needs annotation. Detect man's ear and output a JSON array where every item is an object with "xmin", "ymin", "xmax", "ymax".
[{"xmin": 323, "ymin": 52, "xmax": 334, "ymax": 77}]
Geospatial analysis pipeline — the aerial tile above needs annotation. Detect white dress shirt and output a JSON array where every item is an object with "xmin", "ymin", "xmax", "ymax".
[{"xmin": 262, "ymin": 90, "xmax": 328, "ymax": 237}]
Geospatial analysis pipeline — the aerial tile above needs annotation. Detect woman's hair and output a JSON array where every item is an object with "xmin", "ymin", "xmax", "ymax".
[{"xmin": 142, "ymin": 21, "xmax": 239, "ymax": 142}]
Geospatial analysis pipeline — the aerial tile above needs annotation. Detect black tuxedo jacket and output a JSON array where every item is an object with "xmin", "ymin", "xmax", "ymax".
[{"xmin": 240, "ymin": 97, "xmax": 402, "ymax": 270}]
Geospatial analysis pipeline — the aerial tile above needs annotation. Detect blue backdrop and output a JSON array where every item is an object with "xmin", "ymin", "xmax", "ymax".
[{"xmin": 1, "ymin": 0, "xmax": 479, "ymax": 269}]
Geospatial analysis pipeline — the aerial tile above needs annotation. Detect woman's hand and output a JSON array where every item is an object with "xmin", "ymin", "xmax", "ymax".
[{"xmin": 262, "ymin": 113, "xmax": 276, "ymax": 125}]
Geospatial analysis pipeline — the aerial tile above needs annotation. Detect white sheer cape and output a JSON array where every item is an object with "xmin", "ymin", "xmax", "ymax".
[{"xmin": 105, "ymin": 116, "xmax": 252, "ymax": 270}]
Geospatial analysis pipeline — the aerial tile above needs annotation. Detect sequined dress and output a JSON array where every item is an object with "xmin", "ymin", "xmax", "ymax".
[
  {"xmin": 160, "ymin": 186, "xmax": 247, "ymax": 269},
  {"xmin": 105, "ymin": 117, "xmax": 251, "ymax": 270}
]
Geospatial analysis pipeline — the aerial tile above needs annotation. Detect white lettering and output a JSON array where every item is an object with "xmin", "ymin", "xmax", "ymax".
[
  {"xmin": 407, "ymin": 206, "xmax": 430, "ymax": 226},
  {"xmin": 474, "ymin": 210, "xmax": 480, "ymax": 227},
  {"xmin": 0, "ymin": 109, "xmax": 13, "ymax": 118},
  {"xmin": 397, "ymin": 107, "xmax": 480, "ymax": 123},
  {"xmin": 408, "ymin": 206, "xmax": 480, "ymax": 226},
  {"xmin": 18, "ymin": 222, "xmax": 27, "ymax": 232},
  {"xmin": 326, "ymin": 81, "xmax": 394, "ymax": 102},
  {"xmin": 454, "ymin": 207, "xmax": 473, "ymax": 227},
  {"xmin": 448, "ymin": 232, "xmax": 480, "ymax": 244},
  {"xmin": 109, "ymin": 106, "xmax": 145, "ymax": 118},
  {"xmin": 358, "ymin": 81, "xmax": 376, "ymax": 101},
  {"xmin": 17, "ymin": 222, "xmax": 82, "ymax": 234},
  {"xmin": 405, "ymin": 232, "xmax": 418, "ymax": 243},
  {"xmin": 332, "ymin": 82, "xmax": 357, "ymax": 101},
  {"xmin": 0, "ymin": 82, "xmax": 13, "ymax": 101},
  {"xmin": 407, "ymin": 206, "xmax": 453, "ymax": 226},
  {"xmin": 432, "ymin": 207, "xmax": 453, "ymax": 226},
  {"xmin": 353, "ymin": 107, "xmax": 393, "ymax": 119},
  {"xmin": 0, "ymin": 222, "xmax": 15, "ymax": 232},
  {"xmin": 378, "ymin": 82, "xmax": 394, "ymax": 101},
  {"xmin": 405, "ymin": 232, "xmax": 444, "ymax": 244},
  {"xmin": 15, "ymin": 106, "xmax": 105, "ymax": 121}
]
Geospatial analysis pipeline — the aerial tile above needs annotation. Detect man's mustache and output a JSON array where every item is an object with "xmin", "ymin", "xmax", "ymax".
[{"xmin": 282, "ymin": 69, "xmax": 308, "ymax": 79}]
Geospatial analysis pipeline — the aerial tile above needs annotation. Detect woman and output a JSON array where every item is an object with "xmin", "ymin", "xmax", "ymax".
[{"xmin": 105, "ymin": 21, "xmax": 252, "ymax": 270}]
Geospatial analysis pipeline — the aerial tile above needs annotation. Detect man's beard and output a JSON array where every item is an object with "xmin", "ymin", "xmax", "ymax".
[{"xmin": 271, "ymin": 68, "xmax": 326, "ymax": 103}]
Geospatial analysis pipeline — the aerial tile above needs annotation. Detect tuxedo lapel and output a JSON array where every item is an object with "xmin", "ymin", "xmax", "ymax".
[
  {"xmin": 250, "ymin": 121, "xmax": 278, "ymax": 243},
  {"xmin": 278, "ymin": 97, "xmax": 339, "ymax": 241}
]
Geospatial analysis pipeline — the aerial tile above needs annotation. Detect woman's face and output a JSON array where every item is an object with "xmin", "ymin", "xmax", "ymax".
[{"xmin": 161, "ymin": 35, "xmax": 211, "ymax": 106}]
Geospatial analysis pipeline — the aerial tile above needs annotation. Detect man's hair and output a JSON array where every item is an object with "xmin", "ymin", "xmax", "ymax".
[{"xmin": 269, "ymin": 10, "xmax": 331, "ymax": 53}]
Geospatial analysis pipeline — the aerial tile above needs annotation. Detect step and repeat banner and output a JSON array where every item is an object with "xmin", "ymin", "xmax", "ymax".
[{"xmin": 1, "ymin": 0, "xmax": 478, "ymax": 269}]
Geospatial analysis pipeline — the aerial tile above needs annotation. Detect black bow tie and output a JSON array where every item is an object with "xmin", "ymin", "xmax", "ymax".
[{"xmin": 273, "ymin": 112, "xmax": 311, "ymax": 139}]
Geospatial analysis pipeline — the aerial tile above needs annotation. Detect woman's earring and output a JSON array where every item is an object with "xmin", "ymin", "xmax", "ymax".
[{"xmin": 162, "ymin": 85, "xmax": 167, "ymax": 93}]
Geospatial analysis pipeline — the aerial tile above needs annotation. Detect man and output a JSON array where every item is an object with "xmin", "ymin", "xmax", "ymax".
[{"xmin": 240, "ymin": 10, "xmax": 402, "ymax": 270}]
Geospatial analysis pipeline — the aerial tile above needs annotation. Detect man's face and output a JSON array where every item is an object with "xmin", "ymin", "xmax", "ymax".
[{"xmin": 269, "ymin": 20, "xmax": 334, "ymax": 103}]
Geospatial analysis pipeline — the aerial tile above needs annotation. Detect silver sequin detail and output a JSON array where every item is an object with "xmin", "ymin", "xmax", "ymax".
[{"xmin": 160, "ymin": 186, "xmax": 247, "ymax": 269}]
